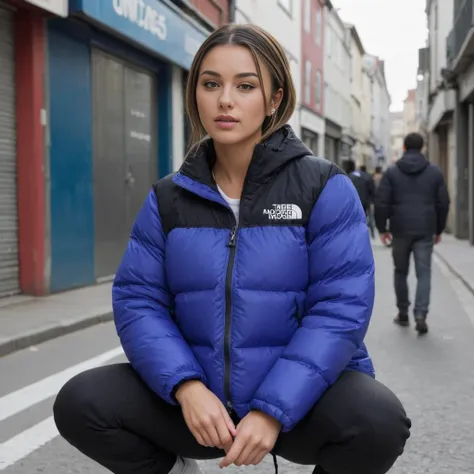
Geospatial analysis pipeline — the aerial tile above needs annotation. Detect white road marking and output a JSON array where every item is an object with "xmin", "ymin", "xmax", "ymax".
[
  {"xmin": 0, "ymin": 346, "xmax": 123, "ymax": 423},
  {"xmin": 0, "ymin": 417, "xmax": 57, "ymax": 470},
  {"xmin": 434, "ymin": 254, "xmax": 474, "ymax": 328}
]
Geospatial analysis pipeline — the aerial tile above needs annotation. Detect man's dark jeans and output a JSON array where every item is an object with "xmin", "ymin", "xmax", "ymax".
[{"xmin": 392, "ymin": 235, "xmax": 434, "ymax": 319}]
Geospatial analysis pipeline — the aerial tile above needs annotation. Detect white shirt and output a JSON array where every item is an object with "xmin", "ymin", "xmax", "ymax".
[{"xmin": 217, "ymin": 184, "xmax": 240, "ymax": 224}]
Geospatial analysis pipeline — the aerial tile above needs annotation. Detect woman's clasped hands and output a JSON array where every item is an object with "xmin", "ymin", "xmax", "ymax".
[{"xmin": 176, "ymin": 380, "xmax": 281, "ymax": 468}]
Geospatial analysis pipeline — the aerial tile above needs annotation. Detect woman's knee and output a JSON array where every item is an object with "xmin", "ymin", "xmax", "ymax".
[
  {"xmin": 353, "ymin": 389, "xmax": 411, "ymax": 474},
  {"xmin": 53, "ymin": 365, "xmax": 123, "ymax": 443}
]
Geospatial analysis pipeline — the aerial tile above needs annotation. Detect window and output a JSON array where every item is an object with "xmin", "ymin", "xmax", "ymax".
[
  {"xmin": 315, "ymin": 70, "xmax": 322, "ymax": 108},
  {"xmin": 315, "ymin": 9, "xmax": 322, "ymax": 46},
  {"xmin": 305, "ymin": 60, "xmax": 312, "ymax": 104},
  {"xmin": 278, "ymin": 0, "xmax": 293, "ymax": 17},
  {"xmin": 304, "ymin": 0, "xmax": 311, "ymax": 33},
  {"xmin": 302, "ymin": 129, "xmax": 319, "ymax": 155}
]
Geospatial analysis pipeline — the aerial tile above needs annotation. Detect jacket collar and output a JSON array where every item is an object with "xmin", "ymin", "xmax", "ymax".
[{"xmin": 178, "ymin": 125, "xmax": 310, "ymax": 186}]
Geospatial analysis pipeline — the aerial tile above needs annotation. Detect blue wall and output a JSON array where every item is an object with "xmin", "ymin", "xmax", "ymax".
[
  {"xmin": 47, "ymin": 19, "xmax": 172, "ymax": 292},
  {"xmin": 48, "ymin": 27, "xmax": 94, "ymax": 292}
]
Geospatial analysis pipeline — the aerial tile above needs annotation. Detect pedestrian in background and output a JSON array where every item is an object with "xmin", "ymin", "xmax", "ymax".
[
  {"xmin": 375, "ymin": 132, "xmax": 450, "ymax": 334},
  {"xmin": 344, "ymin": 160, "xmax": 375, "ymax": 238},
  {"xmin": 372, "ymin": 166, "xmax": 384, "ymax": 190},
  {"xmin": 53, "ymin": 23, "xmax": 410, "ymax": 474},
  {"xmin": 359, "ymin": 165, "xmax": 376, "ymax": 239}
]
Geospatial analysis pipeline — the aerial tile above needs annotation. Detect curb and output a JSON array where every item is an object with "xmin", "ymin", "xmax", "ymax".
[
  {"xmin": 0, "ymin": 311, "xmax": 114, "ymax": 358},
  {"xmin": 434, "ymin": 249, "xmax": 474, "ymax": 296}
]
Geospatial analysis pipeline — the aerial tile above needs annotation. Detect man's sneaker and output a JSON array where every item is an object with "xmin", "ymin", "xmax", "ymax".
[
  {"xmin": 393, "ymin": 313, "xmax": 409, "ymax": 327},
  {"xmin": 415, "ymin": 319, "xmax": 428, "ymax": 335},
  {"xmin": 169, "ymin": 457, "xmax": 204, "ymax": 474}
]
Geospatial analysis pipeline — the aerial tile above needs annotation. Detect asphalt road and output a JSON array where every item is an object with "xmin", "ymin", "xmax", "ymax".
[{"xmin": 1, "ymin": 242, "xmax": 473, "ymax": 474}]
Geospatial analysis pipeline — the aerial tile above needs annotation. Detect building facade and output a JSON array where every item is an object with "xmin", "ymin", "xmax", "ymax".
[
  {"xmin": 403, "ymin": 89, "xmax": 417, "ymax": 135},
  {"xmin": 425, "ymin": 0, "xmax": 456, "ymax": 232},
  {"xmin": 0, "ymin": 0, "xmax": 231, "ymax": 298},
  {"xmin": 415, "ymin": 47, "xmax": 429, "ymax": 144},
  {"xmin": 0, "ymin": 0, "xmax": 69, "ymax": 298},
  {"xmin": 360, "ymin": 62, "xmax": 374, "ymax": 166},
  {"xmin": 234, "ymin": 0, "xmax": 302, "ymax": 134},
  {"xmin": 445, "ymin": 0, "xmax": 474, "ymax": 244},
  {"xmin": 364, "ymin": 55, "xmax": 391, "ymax": 168},
  {"xmin": 323, "ymin": 0, "xmax": 351, "ymax": 164},
  {"xmin": 346, "ymin": 24, "xmax": 365, "ymax": 167},
  {"xmin": 389, "ymin": 111, "xmax": 404, "ymax": 162},
  {"xmin": 300, "ymin": 0, "xmax": 325, "ymax": 156}
]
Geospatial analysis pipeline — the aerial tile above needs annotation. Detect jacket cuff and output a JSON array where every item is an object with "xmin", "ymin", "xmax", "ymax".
[
  {"xmin": 249, "ymin": 399, "xmax": 293, "ymax": 432},
  {"xmin": 167, "ymin": 371, "xmax": 207, "ymax": 405}
]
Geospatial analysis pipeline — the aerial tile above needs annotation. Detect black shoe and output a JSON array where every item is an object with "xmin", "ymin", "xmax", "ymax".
[
  {"xmin": 415, "ymin": 319, "xmax": 428, "ymax": 335},
  {"xmin": 393, "ymin": 313, "xmax": 409, "ymax": 327}
]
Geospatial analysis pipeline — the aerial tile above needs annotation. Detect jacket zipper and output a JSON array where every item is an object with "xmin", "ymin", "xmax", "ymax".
[
  {"xmin": 224, "ymin": 224, "xmax": 237, "ymax": 412},
  {"xmin": 180, "ymin": 144, "xmax": 264, "ymax": 413}
]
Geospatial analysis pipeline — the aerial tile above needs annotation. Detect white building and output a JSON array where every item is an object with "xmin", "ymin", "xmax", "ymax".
[
  {"xmin": 425, "ymin": 0, "xmax": 456, "ymax": 233},
  {"xmin": 389, "ymin": 111, "xmax": 404, "ymax": 162},
  {"xmin": 403, "ymin": 89, "xmax": 417, "ymax": 135},
  {"xmin": 365, "ymin": 55, "xmax": 391, "ymax": 168},
  {"xmin": 415, "ymin": 47, "xmax": 430, "ymax": 142},
  {"xmin": 323, "ymin": 1, "xmax": 352, "ymax": 164},
  {"xmin": 300, "ymin": 0, "xmax": 325, "ymax": 157},
  {"xmin": 234, "ymin": 0, "xmax": 301, "ymax": 134},
  {"xmin": 360, "ymin": 64, "xmax": 374, "ymax": 166},
  {"xmin": 346, "ymin": 24, "xmax": 365, "ymax": 167}
]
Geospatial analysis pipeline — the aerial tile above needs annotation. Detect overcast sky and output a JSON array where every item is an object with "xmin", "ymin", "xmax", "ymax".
[{"xmin": 334, "ymin": 0, "xmax": 428, "ymax": 112}]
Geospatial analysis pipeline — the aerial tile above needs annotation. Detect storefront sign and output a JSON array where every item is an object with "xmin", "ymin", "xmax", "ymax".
[
  {"xmin": 70, "ymin": 0, "xmax": 207, "ymax": 69},
  {"xmin": 26, "ymin": 0, "xmax": 68, "ymax": 16}
]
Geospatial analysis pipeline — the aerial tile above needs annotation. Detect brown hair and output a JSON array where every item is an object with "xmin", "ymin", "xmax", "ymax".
[{"xmin": 185, "ymin": 23, "xmax": 296, "ymax": 154}]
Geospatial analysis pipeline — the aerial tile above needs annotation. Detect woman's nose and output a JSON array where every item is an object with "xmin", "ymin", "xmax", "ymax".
[{"xmin": 218, "ymin": 86, "xmax": 234, "ymax": 109}]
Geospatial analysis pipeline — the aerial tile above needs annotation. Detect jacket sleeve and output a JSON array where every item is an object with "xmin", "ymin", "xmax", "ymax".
[
  {"xmin": 112, "ymin": 190, "xmax": 207, "ymax": 404},
  {"xmin": 435, "ymin": 172, "xmax": 450, "ymax": 235},
  {"xmin": 249, "ymin": 174, "xmax": 375, "ymax": 432},
  {"xmin": 374, "ymin": 171, "xmax": 392, "ymax": 233}
]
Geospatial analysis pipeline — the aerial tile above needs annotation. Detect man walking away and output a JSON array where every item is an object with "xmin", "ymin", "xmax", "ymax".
[
  {"xmin": 344, "ymin": 160, "xmax": 374, "ymax": 237},
  {"xmin": 375, "ymin": 133, "xmax": 450, "ymax": 335}
]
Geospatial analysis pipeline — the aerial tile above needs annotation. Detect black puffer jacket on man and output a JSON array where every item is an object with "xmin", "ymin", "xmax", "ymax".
[{"xmin": 375, "ymin": 151, "xmax": 450, "ymax": 237}]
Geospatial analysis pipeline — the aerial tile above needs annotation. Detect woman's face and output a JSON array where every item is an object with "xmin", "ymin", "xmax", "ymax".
[{"xmin": 196, "ymin": 44, "xmax": 278, "ymax": 146}]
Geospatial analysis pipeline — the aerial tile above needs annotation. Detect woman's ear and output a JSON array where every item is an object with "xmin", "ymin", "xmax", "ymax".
[{"xmin": 268, "ymin": 88, "xmax": 283, "ymax": 116}]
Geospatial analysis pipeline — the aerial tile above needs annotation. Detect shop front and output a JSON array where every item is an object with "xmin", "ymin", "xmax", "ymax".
[
  {"xmin": 46, "ymin": 0, "xmax": 207, "ymax": 292},
  {"xmin": 0, "ymin": 0, "xmax": 67, "ymax": 297},
  {"xmin": 0, "ymin": 3, "xmax": 18, "ymax": 297},
  {"xmin": 324, "ymin": 119, "xmax": 342, "ymax": 165},
  {"xmin": 300, "ymin": 108, "xmax": 325, "ymax": 157}
]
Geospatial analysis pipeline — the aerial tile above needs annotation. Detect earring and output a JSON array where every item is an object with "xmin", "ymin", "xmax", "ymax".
[{"xmin": 271, "ymin": 108, "xmax": 276, "ymax": 115}]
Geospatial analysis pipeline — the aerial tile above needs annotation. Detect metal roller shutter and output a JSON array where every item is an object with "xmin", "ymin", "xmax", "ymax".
[{"xmin": 0, "ymin": 6, "xmax": 19, "ymax": 297}]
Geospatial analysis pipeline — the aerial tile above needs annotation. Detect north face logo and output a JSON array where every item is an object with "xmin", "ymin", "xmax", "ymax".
[{"xmin": 263, "ymin": 204, "xmax": 303, "ymax": 220}]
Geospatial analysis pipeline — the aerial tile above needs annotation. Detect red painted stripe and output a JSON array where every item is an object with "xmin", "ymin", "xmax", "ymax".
[{"xmin": 15, "ymin": 8, "xmax": 46, "ymax": 296}]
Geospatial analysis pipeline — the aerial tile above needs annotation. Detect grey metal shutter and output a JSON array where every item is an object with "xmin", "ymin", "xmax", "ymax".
[{"xmin": 0, "ymin": 6, "xmax": 19, "ymax": 297}]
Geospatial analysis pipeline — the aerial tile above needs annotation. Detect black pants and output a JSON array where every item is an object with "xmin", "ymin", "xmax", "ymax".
[{"xmin": 53, "ymin": 364, "xmax": 410, "ymax": 474}]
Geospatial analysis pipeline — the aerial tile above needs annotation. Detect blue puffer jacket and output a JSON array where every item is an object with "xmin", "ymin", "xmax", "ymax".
[{"xmin": 113, "ymin": 126, "xmax": 375, "ymax": 432}]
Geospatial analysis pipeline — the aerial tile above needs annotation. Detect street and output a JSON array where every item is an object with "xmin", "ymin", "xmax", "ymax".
[{"xmin": 0, "ymin": 242, "xmax": 473, "ymax": 474}]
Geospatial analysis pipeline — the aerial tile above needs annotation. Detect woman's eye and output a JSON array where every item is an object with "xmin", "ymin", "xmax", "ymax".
[
  {"xmin": 204, "ymin": 81, "xmax": 219, "ymax": 89},
  {"xmin": 239, "ymin": 83, "xmax": 255, "ymax": 91}
]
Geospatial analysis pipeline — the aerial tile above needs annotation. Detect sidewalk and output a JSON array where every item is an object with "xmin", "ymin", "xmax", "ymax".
[
  {"xmin": 434, "ymin": 233, "xmax": 474, "ymax": 294},
  {"xmin": 0, "ymin": 282, "xmax": 113, "ymax": 357}
]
